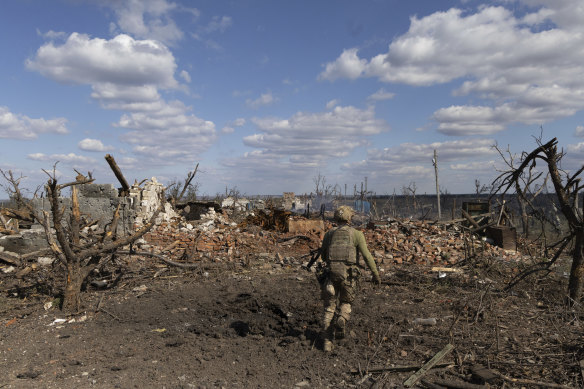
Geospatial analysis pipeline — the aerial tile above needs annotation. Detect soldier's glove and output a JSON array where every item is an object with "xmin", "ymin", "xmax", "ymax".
[{"xmin": 373, "ymin": 274, "xmax": 382, "ymax": 286}]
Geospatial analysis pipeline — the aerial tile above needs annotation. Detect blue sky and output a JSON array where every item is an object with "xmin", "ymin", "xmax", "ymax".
[{"xmin": 1, "ymin": 0, "xmax": 584, "ymax": 197}]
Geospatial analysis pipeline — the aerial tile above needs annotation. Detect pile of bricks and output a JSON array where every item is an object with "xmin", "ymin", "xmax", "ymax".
[
  {"xmin": 365, "ymin": 220, "xmax": 523, "ymax": 265},
  {"xmin": 140, "ymin": 212, "xmax": 524, "ymax": 266},
  {"xmin": 143, "ymin": 223, "xmax": 237, "ymax": 256}
]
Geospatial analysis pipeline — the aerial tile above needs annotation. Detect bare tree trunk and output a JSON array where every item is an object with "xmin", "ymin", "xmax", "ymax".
[
  {"xmin": 63, "ymin": 261, "xmax": 83, "ymax": 312},
  {"xmin": 518, "ymin": 196, "xmax": 529, "ymax": 238},
  {"xmin": 433, "ymin": 150, "xmax": 441, "ymax": 220},
  {"xmin": 568, "ymin": 229, "xmax": 584, "ymax": 302},
  {"xmin": 105, "ymin": 154, "xmax": 130, "ymax": 194}
]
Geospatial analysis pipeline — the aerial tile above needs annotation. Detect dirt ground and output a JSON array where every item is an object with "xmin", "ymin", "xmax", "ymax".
[{"xmin": 1, "ymin": 247, "xmax": 583, "ymax": 389}]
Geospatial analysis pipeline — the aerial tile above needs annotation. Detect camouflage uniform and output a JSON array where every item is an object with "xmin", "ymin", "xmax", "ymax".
[{"xmin": 318, "ymin": 206, "xmax": 380, "ymax": 352}]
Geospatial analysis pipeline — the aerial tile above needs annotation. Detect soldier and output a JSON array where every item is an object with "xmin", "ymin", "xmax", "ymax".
[{"xmin": 317, "ymin": 205, "xmax": 381, "ymax": 352}]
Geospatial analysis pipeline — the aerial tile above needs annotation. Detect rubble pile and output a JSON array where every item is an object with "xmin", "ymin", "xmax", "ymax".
[
  {"xmin": 365, "ymin": 220, "xmax": 524, "ymax": 265},
  {"xmin": 130, "ymin": 177, "xmax": 177, "ymax": 227},
  {"xmin": 1, "ymin": 190, "xmax": 527, "ymax": 269},
  {"xmin": 138, "ymin": 209, "xmax": 525, "ymax": 268},
  {"xmin": 241, "ymin": 209, "xmax": 292, "ymax": 232}
]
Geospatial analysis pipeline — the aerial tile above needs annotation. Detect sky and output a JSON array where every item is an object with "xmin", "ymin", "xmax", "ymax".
[{"xmin": 1, "ymin": 0, "xmax": 584, "ymax": 197}]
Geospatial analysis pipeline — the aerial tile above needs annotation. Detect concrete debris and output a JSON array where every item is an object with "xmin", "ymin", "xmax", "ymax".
[
  {"xmin": 221, "ymin": 197, "xmax": 250, "ymax": 211},
  {"xmin": 0, "ymin": 177, "xmax": 176, "ymax": 254},
  {"xmin": 363, "ymin": 220, "xmax": 525, "ymax": 266},
  {"xmin": 1, "ymin": 179, "xmax": 531, "ymax": 268},
  {"xmin": 141, "ymin": 211, "xmax": 528, "ymax": 269},
  {"xmin": 131, "ymin": 177, "xmax": 177, "ymax": 227},
  {"xmin": 37, "ymin": 257, "xmax": 55, "ymax": 266}
]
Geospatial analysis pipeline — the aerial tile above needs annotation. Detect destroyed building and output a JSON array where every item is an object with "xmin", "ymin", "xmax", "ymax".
[{"xmin": 0, "ymin": 178, "xmax": 175, "ymax": 254}]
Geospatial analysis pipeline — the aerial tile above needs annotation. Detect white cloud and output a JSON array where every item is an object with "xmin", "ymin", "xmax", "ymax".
[
  {"xmin": 115, "ymin": 100, "xmax": 216, "ymax": 163},
  {"xmin": 104, "ymin": 0, "xmax": 190, "ymax": 45},
  {"xmin": 36, "ymin": 29, "xmax": 67, "ymax": 40},
  {"xmin": 27, "ymin": 153, "xmax": 96, "ymax": 164},
  {"xmin": 565, "ymin": 141, "xmax": 584, "ymax": 171},
  {"xmin": 567, "ymin": 142, "xmax": 584, "ymax": 154},
  {"xmin": 219, "ymin": 106, "xmax": 388, "ymax": 189},
  {"xmin": 242, "ymin": 105, "xmax": 388, "ymax": 162},
  {"xmin": 326, "ymin": 99, "xmax": 340, "ymax": 109},
  {"xmin": 78, "ymin": 138, "xmax": 114, "ymax": 152},
  {"xmin": 28, "ymin": 32, "xmax": 217, "ymax": 165},
  {"xmin": 340, "ymin": 139, "xmax": 498, "ymax": 189},
  {"xmin": 26, "ymin": 33, "xmax": 179, "ymax": 90},
  {"xmin": 0, "ymin": 106, "xmax": 68, "ymax": 140},
  {"xmin": 575, "ymin": 125, "xmax": 584, "ymax": 137},
  {"xmin": 320, "ymin": 2, "xmax": 584, "ymax": 134},
  {"xmin": 432, "ymin": 106, "xmax": 507, "ymax": 135},
  {"xmin": 318, "ymin": 48, "xmax": 367, "ymax": 81},
  {"xmin": 367, "ymin": 88, "xmax": 395, "ymax": 101},
  {"xmin": 200, "ymin": 15, "xmax": 232, "ymax": 34},
  {"xmin": 191, "ymin": 15, "xmax": 232, "ymax": 50},
  {"xmin": 221, "ymin": 117, "xmax": 246, "ymax": 134},
  {"xmin": 450, "ymin": 161, "xmax": 496, "ymax": 171},
  {"xmin": 246, "ymin": 91, "xmax": 278, "ymax": 109},
  {"xmin": 518, "ymin": 0, "xmax": 584, "ymax": 31},
  {"xmin": 365, "ymin": 139, "xmax": 496, "ymax": 164},
  {"xmin": 180, "ymin": 70, "xmax": 191, "ymax": 83},
  {"xmin": 233, "ymin": 118, "xmax": 246, "ymax": 127}
]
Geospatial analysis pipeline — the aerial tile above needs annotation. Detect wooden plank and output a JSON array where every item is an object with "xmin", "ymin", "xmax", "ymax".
[
  {"xmin": 0, "ymin": 251, "xmax": 21, "ymax": 266},
  {"xmin": 461, "ymin": 209, "xmax": 481, "ymax": 229},
  {"xmin": 403, "ymin": 343, "xmax": 455, "ymax": 387},
  {"xmin": 431, "ymin": 267, "xmax": 462, "ymax": 273}
]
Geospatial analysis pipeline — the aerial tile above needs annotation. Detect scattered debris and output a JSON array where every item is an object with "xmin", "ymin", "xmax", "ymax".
[{"xmin": 403, "ymin": 343, "xmax": 454, "ymax": 387}]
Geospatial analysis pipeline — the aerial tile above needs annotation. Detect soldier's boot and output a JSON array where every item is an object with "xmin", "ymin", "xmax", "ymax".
[
  {"xmin": 322, "ymin": 306, "xmax": 335, "ymax": 352},
  {"xmin": 323, "ymin": 338, "xmax": 333, "ymax": 352},
  {"xmin": 335, "ymin": 303, "xmax": 352, "ymax": 339}
]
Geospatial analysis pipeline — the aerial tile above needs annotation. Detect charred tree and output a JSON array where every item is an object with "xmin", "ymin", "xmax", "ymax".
[
  {"xmin": 37, "ymin": 167, "xmax": 163, "ymax": 312},
  {"xmin": 105, "ymin": 154, "xmax": 130, "ymax": 195},
  {"xmin": 494, "ymin": 137, "xmax": 584, "ymax": 302},
  {"xmin": 168, "ymin": 163, "xmax": 200, "ymax": 205}
]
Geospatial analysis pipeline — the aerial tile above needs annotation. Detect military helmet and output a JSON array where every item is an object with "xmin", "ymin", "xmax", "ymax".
[{"xmin": 334, "ymin": 205, "xmax": 354, "ymax": 222}]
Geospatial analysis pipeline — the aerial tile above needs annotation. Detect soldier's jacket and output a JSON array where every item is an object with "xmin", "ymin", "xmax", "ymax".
[{"xmin": 321, "ymin": 225, "xmax": 379, "ymax": 279}]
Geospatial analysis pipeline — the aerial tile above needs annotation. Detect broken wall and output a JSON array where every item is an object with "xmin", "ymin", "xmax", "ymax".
[{"xmin": 1, "ymin": 178, "xmax": 176, "ymax": 254}]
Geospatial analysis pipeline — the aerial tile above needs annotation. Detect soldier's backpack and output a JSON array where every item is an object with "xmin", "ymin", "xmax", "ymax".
[{"xmin": 326, "ymin": 226, "xmax": 357, "ymax": 283}]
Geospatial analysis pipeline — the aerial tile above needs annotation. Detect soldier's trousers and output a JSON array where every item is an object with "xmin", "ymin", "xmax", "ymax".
[{"xmin": 320, "ymin": 263, "xmax": 359, "ymax": 339}]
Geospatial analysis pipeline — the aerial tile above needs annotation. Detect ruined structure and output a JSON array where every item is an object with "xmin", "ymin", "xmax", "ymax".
[{"xmin": 0, "ymin": 178, "xmax": 175, "ymax": 254}]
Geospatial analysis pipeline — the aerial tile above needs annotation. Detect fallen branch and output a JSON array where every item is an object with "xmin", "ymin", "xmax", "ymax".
[
  {"xmin": 404, "ymin": 344, "xmax": 455, "ymax": 387},
  {"xmin": 99, "ymin": 307, "xmax": 122, "ymax": 321},
  {"xmin": 277, "ymin": 235, "xmax": 312, "ymax": 243},
  {"xmin": 461, "ymin": 210, "xmax": 481, "ymax": 229},
  {"xmin": 161, "ymin": 240, "xmax": 181, "ymax": 253},
  {"xmin": 349, "ymin": 363, "xmax": 453, "ymax": 375},
  {"xmin": 117, "ymin": 250, "xmax": 201, "ymax": 269},
  {"xmin": 431, "ymin": 267, "xmax": 462, "ymax": 273},
  {"xmin": 0, "ymin": 251, "xmax": 21, "ymax": 266}
]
